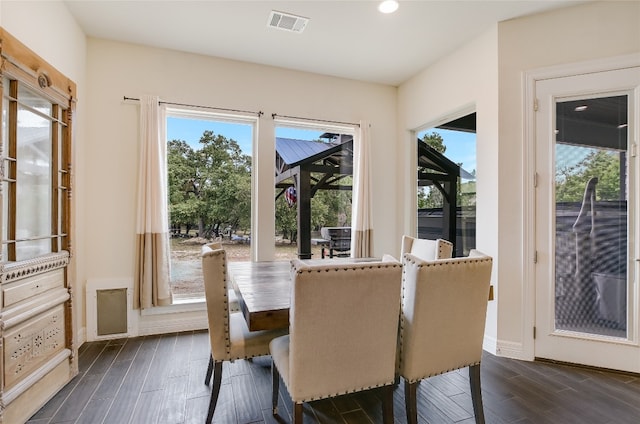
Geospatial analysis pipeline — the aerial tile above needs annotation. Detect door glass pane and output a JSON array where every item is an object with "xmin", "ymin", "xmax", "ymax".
[
  {"xmin": 16, "ymin": 100, "xmax": 52, "ymax": 261},
  {"xmin": 2, "ymin": 89, "xmax": 7, "ymax": 261},
  {"xmin": 554, "ymin": 95, "xmax": 628, "ymax": 338}
]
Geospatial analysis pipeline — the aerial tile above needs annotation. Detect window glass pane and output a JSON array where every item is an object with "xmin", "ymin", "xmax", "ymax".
[
  {"xmin": 166, "ymin": 113, "xmax": 253, "ymax": 300},
  {"xmin": 275, "ymin": 126, "xmax": 353, "ymax": 260}
]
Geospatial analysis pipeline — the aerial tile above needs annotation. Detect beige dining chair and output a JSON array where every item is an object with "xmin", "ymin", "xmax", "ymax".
[
  {"xmin": 270, "ymin": 257, "xmax": 403, "ymax": 424},
  {"xmin": 201, "ymin": 243, "xmax": 287, "ymax": 424},
  {"xmin": 399, "ymin": 250, "xmax": 493, "ymax": 424},
  {"xmin": 401, "ymin": 234, "xmax": 453, "ymax": 261}
]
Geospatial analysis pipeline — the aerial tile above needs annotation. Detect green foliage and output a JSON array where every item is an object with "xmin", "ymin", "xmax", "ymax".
[
  {"xmin": 167, "ymin": 131, "xmax": 251, "ymax": 238},
  {"xmin": 418, "ymin": 132, "xmax": 477, "ymax": 209},
  {"xmin": 556, "ymin": 148, "xmax": 621, "ymax": 202},
  {"xmin": 274, "ymin": 178, "xmax": 352, "ymax": 241},
  {"xmin": 422, "ymin": 132, "xmax": 446, "ymax": 153},
  {"xmin": 275, "ymin": 194, "xmax": 297, "ymax": 241}
]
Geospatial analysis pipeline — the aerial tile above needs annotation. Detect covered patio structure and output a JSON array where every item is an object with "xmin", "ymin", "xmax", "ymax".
[
  {"xmin": 275, "ymin": 134, "xmax": 353, "ymax": 259},
  {"xmin": 417, "ymin": 138, "xmax": 475, "ymax": 255}
]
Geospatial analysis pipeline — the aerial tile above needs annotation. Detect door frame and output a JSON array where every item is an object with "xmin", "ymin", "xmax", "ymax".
[{"xmin": 523, "ymin": 53, "xmax": 640, "ymax": 362}]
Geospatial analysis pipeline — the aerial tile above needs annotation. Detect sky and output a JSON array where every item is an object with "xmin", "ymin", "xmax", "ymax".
[{"xmin": 166, "ymin": 117, "xmax": 476, "ymax": 176}]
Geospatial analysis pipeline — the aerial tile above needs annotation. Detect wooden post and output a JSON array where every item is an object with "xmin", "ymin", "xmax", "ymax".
[{"xmin": 296, "ymin": 169, "xmax": 312, "ymax": 259}]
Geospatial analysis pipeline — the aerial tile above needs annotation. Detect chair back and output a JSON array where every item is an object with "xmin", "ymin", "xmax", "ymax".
[
  {"xmin": 287, "ymin": 258, "xmax": 402, "ymax": 402},
  {"xmin": 400, "ymin": 250, "xmax": 492, "ymax": 383},
  {"xmin": 401, "ymin": 235, "xmax": 453, "ymax": 261},
  {"xmin": 201, "ymin": 242, "xmax": 231, "ymax": 360}
]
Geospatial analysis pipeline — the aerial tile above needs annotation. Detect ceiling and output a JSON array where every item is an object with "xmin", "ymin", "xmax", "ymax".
[{"xmin": 64, "ymin": 0, "xmax": 587, "ymax": 86}]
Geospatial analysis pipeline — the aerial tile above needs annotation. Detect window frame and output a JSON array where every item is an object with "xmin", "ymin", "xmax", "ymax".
[{"xmin": 165, "ymin": 106, "xmax": 257, "ymax": 300}]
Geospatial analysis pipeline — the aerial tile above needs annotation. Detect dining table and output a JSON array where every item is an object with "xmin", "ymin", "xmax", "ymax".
[
  {"xmin": 228, "ymin": 257, "xmax": 379, "ymax": 331},
  {"xmin": 228, "ymin": 260, "xmax": 292, "ymax": 331}
]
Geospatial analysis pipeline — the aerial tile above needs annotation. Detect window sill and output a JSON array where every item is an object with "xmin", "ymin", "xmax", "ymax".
[{"xmin": 140, "ymin": 296, "xmax": 206, "ymax": 316}]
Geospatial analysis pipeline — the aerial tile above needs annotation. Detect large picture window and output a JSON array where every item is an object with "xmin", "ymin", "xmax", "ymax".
[
  {"xmin": 166, "ymin": 109, "xmax": 253, "ymax": 300},
  {"xmin": 274, "ymin": 124, "xmax": 355, "ymax": 260}
]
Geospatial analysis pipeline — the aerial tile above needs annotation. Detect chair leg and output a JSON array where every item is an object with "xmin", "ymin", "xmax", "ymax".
[
  {"xmin": 204, "ymin": 354, "xmax": 213, "ymax": 385},
  {"xmin": 381, "ymin": 385, "xmax": 394, "ymax": 424},
  {"xmin": 293, "ymin": 402, "xmax": 303, "ymax": 423},
  {"xmin": 271, "ymin": 362, "xmax": 280, "ymax": 416},
  {"xmin": 469, "ymin": 364, "xmax": 486, "ymax": 424},
  {"xmin": 205, "ymin": 361, "xmax": 223, "ymax": 424},
  {"xmin": 404, "ymin": 380, "xmax": 418, "ymax": 424}
]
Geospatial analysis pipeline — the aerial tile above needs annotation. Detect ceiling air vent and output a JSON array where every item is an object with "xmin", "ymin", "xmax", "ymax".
[{"xmin": 268, "ymin": 10, "xmax": 309, "ymax": 33}]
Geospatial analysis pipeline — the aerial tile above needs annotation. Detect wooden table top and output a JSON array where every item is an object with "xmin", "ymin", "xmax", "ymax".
[
  {"xmin": 229, "ymin": 258, "xmax": 379, "ymax": 331},
  {"xmin": 228, "ymin": 261, "xmax": 292, "ymax": 331}
]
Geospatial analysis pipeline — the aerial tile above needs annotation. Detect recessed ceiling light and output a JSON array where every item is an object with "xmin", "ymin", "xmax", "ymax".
[
  {"xmin": 378, "ymin": 0, "xmax": 399, "ymax": 14},
  {"xmin": 574, "ymin": 105, "xmax": 588, "ymax": 112}
]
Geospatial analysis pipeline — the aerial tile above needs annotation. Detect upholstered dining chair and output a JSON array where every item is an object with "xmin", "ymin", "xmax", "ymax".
[
  {"xmin": 270, "ymin": 257, "xmax": 403, "ymax": 424},
  {"xmin": 401, "ymin": 235, "xmax": 453, "ymax": 261},
  {"xmin": 201, "ymin": 243, "xmax": 287, "ymax": 424},
  {"xmin": 399, "ymin": 250, "xmax": 493, "ymax": 424}
]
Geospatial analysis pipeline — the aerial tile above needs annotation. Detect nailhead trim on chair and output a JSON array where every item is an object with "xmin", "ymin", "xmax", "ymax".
[
  {"xmin": 404, "ymin": 361, "xmax": 482, "ymax": 384},
  {"xmin": 437, "ymin": 239, "xmax": 453, "ymax": 258},
  {"xmin": 297, "ymin": 380, "xmax": 395, "ymax": 403},
  {"xmin": 294, "ymin": 263, "xmax": 401, "ymax": 276}
]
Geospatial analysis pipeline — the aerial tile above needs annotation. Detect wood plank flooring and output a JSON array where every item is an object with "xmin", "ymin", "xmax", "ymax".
[{"xmin": 27, "ymin": 330, "xmax": 640, "ymax": 424}]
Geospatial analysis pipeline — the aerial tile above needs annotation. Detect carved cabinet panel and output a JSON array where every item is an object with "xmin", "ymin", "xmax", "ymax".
[{"xmin": 0, "ymin": 254, "xmax": 76, "ymax": 423}]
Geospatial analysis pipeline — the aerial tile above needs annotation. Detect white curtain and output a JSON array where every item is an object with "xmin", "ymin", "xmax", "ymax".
[
  {"xmin": 134, "ymin": 95, "xmax": 173, "ymax": 308},
  {"xmin": 350, "ymin": 120, "xmax": 372, "ymax": 258}
]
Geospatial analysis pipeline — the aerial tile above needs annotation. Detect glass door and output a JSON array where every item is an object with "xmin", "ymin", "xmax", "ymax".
[{"xmin": 535, "ymin": 67, "xmax": 640, "ymax": 372}]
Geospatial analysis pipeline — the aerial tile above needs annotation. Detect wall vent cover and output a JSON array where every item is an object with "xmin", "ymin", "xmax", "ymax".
[{"xmin": 268, "ymin": 10, "xmax": 309, "ymax": 33}]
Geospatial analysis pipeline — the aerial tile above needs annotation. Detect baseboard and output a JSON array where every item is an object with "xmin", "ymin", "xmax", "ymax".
[
  {"xmin": 495, "ymin": 339, "xmax": 531, "ymax": 361},
  {"xmin": 77, "ymin": 326, "xmax": 87, "ymax": 346},
  {"xmin": 136, "ymin": 309, "xmax": 208, "ymax": 336}
]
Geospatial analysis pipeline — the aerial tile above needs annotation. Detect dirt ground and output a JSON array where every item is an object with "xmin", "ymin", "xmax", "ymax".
[{"xmin": 170, "ymin": 238, "xmax": 324, "ymax": 297}]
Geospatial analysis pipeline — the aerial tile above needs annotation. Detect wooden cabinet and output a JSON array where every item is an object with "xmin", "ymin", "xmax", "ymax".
[
  {"xmin": 0, "ymin": 253, "xmax": 77, "ymax": 423},
  {"xmin": 0, "ymin": 28, "xmax": 77, "ymax": 423}
]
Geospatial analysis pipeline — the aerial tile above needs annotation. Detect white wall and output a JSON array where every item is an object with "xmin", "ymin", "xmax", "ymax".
[
  {"xmin": 1, "ymin": 0, "xmax": 88, "ymax": 343},
  {"xmin": 83, "ymin": 39, "xmax": 397, "ymax": 333},
  {"xmin": 496, "ymin": 1, "xmax": 640, "ymax": 358},
  {"xmin": 397, "ymin": 0, "xmax": 640, "ymax": 360},
  {"xmin": 6, "ymin": 0, "xmax": 637, "ymax": 351},
  {"xmin": 397, "ymin": 27, "xmax": 501, "ymax": 351}
]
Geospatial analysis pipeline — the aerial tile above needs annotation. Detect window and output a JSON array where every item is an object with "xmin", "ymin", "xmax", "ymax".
[
  {"xmin": 166, "ymin": 109, "xmax": 253, "ymax": 300},
  {"xmin": 417, "ymin": 118, "xmax": 476, "ymax": 256},
  {"xmin": 275, "ymin": 124, "xmax": 354, "ymax": 260},
  {"xmin": 1, "ymin": 79, "xmax": 72, "ymax": 262}
]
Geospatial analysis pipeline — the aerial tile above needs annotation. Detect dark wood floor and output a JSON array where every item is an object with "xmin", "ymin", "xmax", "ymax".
[{"xmin": 27, "ymin": 330, "xmax": 640, "ymax": 424}]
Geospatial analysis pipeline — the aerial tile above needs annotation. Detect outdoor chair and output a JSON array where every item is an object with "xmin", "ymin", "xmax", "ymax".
[
  {"xmin": 399, "ymin": 250, "xmax": 493, "ymax": 424},
  {"xmin": 401, "ymin": 235, "xmax": 453, "ymax": 261},
  {"xmin": 202, "ymin": 243, "xmax": 287, "ymax": 423},
  {"xmin": 270, "ymin": 257, "xmax": 403, "ymax": 424}
]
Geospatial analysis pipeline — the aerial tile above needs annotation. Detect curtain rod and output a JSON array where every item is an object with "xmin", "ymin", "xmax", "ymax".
[
  {"xmin": 271, "ymin": 113, "xmax": 359, "ymax": 128},
  {"xmin": 123, "ymin": 96, "xmax": 263, "ymax": 117}
]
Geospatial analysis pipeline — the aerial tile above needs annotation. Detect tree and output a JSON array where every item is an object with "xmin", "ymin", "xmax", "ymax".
[
  {"xmin": 167, "ymin": 130, "xmax": 251, "ymax": 238},
  {"xmin": 422, "ymin": 131, "xmax": 446, "ymax": 153},
  {"xmin": 556, "ymin": 148, "xmax": 621, "ymax": 202},
  {"xmin": 419, "ymin": 132, "xmax": 447, "ymax": 208},
  {"xmin": 275, "ymin": 194, "xmax": 297, "ymax": 242}
]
